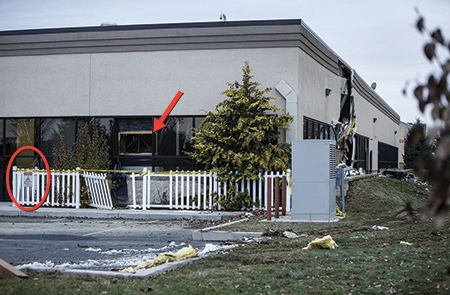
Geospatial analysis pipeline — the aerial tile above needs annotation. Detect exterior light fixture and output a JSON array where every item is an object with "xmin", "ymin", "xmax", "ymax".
[
  {"xmin": 373, "ymin": 118, "xmax": 377, "ymax": 123},
  {"xmin": 325, "ymin": 88, "xmax": 332, "ymax": 96}
]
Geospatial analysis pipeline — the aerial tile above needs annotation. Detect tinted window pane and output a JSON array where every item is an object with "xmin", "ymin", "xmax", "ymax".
[
  {"xmin": 154, "ymin": 157, "xmax": 193, "ymax": 171},
  {"xmin": 5, "ymin": 119, "xmax": 36, "ymax": 167},
  {"xmin": 118, "ymin": 118, "xmax": 152, "ymax": 132},
  {"xmin": 194, "ymin": 117, "xmax": 206, "ymax": 131},
  {"xmin": 0, "ymin": 119, "xmax": 3, "ymax": 155},
  {"xmin": 40, "ymin": 118, "xmax": 76, "ymax": 155},
  {"xmin": 177, "ymin": 117, "xmax": 193, "ymax": 154},
  {"xmin": 0, "ymin": 165, "xmax": 5, "ymax": 201},
  {"xmin": 158, "ymin": 117, "xmax": 193, "ymax": 156}
]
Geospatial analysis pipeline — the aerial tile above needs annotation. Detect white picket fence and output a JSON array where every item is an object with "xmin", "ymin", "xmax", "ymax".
[
  {"xmin": 82, "ymin": 171, "xmax": 113, "ymax": 210},
  {"xmin": 12, "ymin": 167, "xmax": 80, "ymax": 208},
  {"xmin": 11, "ymin": 168, "xmax": 291, "ymax": 212},
  {"xmin": 141, "ymin": 169, "xmax": 291, "ymax": 212}
]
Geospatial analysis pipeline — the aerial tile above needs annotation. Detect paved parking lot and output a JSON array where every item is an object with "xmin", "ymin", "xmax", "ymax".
[{"xmin": 0, "ymin": 216, "xmax": 215, "ymax": 271}]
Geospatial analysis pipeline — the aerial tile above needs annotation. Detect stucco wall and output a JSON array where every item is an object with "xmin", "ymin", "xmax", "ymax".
[
  {"xmin": 0, "ymin": 47, "xmax": 300, "ymax": 118},
  {"xmin": 296, "ymin": 48, "xmax": 344, "ymax": 139},
  {"xmin": 0, "ymin": 54, "xmax": 91, "ymax": 117}
]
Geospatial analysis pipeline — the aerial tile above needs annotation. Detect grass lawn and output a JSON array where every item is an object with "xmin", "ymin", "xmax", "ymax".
[{"xmin": 1, "ymin": 176, "xmax": 449, "ymax": 294}]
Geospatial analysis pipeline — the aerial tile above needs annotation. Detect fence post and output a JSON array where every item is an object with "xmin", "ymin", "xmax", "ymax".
[
  {"xmin": 282, "ymin": 174, "xmax": 287, "ymax": 216},
  {"xmin": 142, "ymin": 168, "xmax": 148, "ymax": 210},
  {"xmin": 12, "ymin": 166, "xmax": 18, "ymax": 204},
  {"xmin": 274, "ymin": 174, "xmax": 280, "ymax": 219},
  {"xmin": 266, "ymin": 173, "xmax": 272, "ymax": 221},
  {"xmin": 75, "ymin": 168, "xmax": 81, "ymax": 209},
  {"xmin": 169, "ymin": 170, "xmax": 173, "ymax": 209}
]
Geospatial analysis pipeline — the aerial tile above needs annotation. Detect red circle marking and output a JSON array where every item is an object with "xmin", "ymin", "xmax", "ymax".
[{"xmin": 6, "ymin": 146, "xmax": 51, "ymax": 211}]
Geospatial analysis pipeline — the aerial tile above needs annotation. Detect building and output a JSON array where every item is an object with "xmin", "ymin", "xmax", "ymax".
[{"xmin": 0, "ymin": 19, "xmax": 400, "ymax": 201}]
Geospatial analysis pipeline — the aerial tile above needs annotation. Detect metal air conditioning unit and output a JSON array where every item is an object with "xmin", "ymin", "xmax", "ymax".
[{"xmin": 291, "ymin": 140, "xmax": 337, "ymax": 222}]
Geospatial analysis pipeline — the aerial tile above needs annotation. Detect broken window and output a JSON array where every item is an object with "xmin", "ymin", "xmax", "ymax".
[
  {"xmin": 119, "ymin": 131, "xmax": 156, "ymax": 155},
  {"xmin": 117, "ymin": 118, "xmax": 156, "ymax": 155},
  {"xmin": 303, "ymin": 117, "xmax": 333, "ymax": 140}
]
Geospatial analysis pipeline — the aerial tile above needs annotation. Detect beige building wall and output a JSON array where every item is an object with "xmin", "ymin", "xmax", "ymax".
[
  {"xmin": 296, "ymin": 48, "xmax": 344, "ymax": 139},
  {"xmin": 0, "ymin": 48, "xmax": 301, "ymax": 118}
]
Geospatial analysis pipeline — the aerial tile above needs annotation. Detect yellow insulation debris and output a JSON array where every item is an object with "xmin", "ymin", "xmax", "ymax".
[
  {"xmin": 303, "ymin": 235, "xmax": 338, "ymax": 250},
  {"xmin": 120, "ymin": 245, "xmax": 199, "ymax": 273},
  {"xmin": 400, "ymin": 241, "xmax": 413, "ymax": 246}
]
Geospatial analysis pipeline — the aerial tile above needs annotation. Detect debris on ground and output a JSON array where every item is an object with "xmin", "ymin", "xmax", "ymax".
[
  {"xmin": 186, "ymin": 210, "xmax": 265, "ymax": 228},
  {"xmin": 382, "ymin": 169, "xmax": 428, "ymax": 186},
  {"xmin": 335, "ymin": 205, "xmax": 346, "ymax": 217},
  {"xmin": 371, "ymin": 225, "xmax": 389, "ymax": 231},
  {"xmin": 382, "ymin": 169, "xmax": 413, "ymax": 180},
  {"xmin": 283, "ymin": 231, "xmax": 299, "ymax": 238},
  {"xmin": 241, "ymin": 236, "xmax": 271, "ymax": 244},
  {"xmin": 302, "ymin": 235, "xmax": 338, "ymax": 250},
  {"xmin": 400, "ymin": 241, "xmax": 413, "ymax": 246},
  {"xmin": 120, "ymin": 245, "xmax": 199, "ymax": 273},
  {"xmin": 350, "ymin": 236, "xmax": 368, "ymax": 240},
  {"xmin": 262, "ymin": 229, "xmax": 299, "ymax": 238}
]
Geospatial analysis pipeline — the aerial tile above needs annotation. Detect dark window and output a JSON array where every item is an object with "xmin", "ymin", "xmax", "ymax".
[
  {"xmin": 119, "ymin": 131, "xmax": 155, "ymax": 155},
  {"xmin": 303, "ymin": 117, "xmax": 333, "ymax": 140},
  {"xmin": 5, "ymin": 119, "xmax": 36, "ymax": 168},
  {"xmin": 0, "ymin": 119, "xmax": 3, "ymax": 155},
  {"xmin": 354, "ymin": 134, "xmax": 369, "ymax": 172},
  {"xmin": 158, "ymin": 117, "xmax": 194, "ymax": 156},
  {"xmin": 118, "ymin": 118, "xmax": 152, "ymax": 132},
  {"xmin": 154, "ymin": 157, "xmax": 194, "ymax": 171},
  {"xmin": 40, "ymin": 118, "xmax": 77, "ymax": 156},
  {"xmin": 378, "ymin": 141, "xmax": 398, "ymax": 170}
]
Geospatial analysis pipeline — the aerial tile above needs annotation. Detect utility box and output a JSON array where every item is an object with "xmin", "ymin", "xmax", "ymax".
[{"xmin": 291, "ymin": 140, "xmax": 337, "ymax": 222}]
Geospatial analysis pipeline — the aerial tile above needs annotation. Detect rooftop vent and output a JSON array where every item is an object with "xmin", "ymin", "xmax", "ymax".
[{"xmin": 101, "ymin": 22, "xmax": 118, "ymax": 26}]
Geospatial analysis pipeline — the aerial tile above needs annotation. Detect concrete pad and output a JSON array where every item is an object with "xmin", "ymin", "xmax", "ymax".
[
  {"xmin": 261, "ymin": 214, "xmax": 341, "ymax": 223},
  {"xmin": 0, "ymin": 202, "xmax": 242, "ymax": 221}
]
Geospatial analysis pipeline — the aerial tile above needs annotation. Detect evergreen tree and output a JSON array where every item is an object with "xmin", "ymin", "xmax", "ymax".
[
  {"xmin": 403, "ymin": 118, "xmax": 435, "ymax": 169},
  {"xmin": 188, "ymin": 62, "xmax": 293, "ymax": 210}
]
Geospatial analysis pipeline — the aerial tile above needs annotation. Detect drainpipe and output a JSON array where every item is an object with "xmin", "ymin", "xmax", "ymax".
[{"xmin": 275, "ymin": 80, "xmax": 298, "ymax": 143}]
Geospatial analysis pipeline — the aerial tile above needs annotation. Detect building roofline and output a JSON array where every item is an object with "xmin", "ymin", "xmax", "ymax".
[{"xmin": 0, "ymin": 19, "xmax": 303, "ymax": 36}]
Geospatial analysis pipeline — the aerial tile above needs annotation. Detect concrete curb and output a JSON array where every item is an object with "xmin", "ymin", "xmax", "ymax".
[
  {"xmin": 0, "ymin": 203, "xmax": 242, "ymax": 221},
  {"xmin": 192, "ymin": 218, "xmax": 262, "ymax": 241},
  {"xmin": 18, "ymin": 257, "xmax": 202, "ymax": 279}
]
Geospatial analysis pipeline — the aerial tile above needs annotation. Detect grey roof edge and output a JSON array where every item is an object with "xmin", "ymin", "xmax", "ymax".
[
  {"xmin": 0, "ymin": 18, "xmax": 340, "ymax": 74},
  {"xmin": 353, "ymin": 71, "xmax": 401, "ymax": 125},
  {"xmin": 0, "ymin": 19, "xmax": 304, "ymax": 36}
]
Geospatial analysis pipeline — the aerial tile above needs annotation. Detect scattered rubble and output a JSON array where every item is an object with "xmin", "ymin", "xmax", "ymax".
[
  {"xmin": 382, "ymin": 169, "xmax": 429, "ymax": 187},
  {"xmin": 371, "ymin": 225, "xmax": 389, "ymax": 231},
  {"xmin": 120, "ymin": 245, "xmax": 199, "ymax": 273},
  {"xmin": 303, "ymin": 235, "xmax": 338, "ymax": 250}
]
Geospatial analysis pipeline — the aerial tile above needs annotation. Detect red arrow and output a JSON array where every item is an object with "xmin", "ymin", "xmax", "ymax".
[{"xmin": 153, "ymin": 91, "xmax": 184, "ymax": 132}]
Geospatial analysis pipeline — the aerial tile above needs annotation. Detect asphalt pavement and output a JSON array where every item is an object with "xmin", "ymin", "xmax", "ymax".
[{"xmin": 0, "ymin": 202, "xmax": 242, "ymax": 272}]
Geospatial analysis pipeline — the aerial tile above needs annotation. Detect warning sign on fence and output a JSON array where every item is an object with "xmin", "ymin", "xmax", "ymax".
[{"xmin": 24, "ymin": 172, "xmax": 33, "ymax": 188}]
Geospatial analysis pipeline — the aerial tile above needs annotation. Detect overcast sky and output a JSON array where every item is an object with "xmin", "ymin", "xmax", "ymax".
[{"xmin": 1, "ymin": 0, "xmax": 449, "ymax": 127}]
